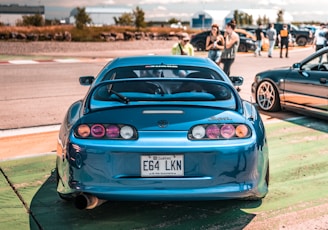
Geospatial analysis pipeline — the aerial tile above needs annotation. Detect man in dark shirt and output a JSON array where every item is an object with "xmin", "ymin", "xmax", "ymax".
[
  {"xmin": 254, "ymin": 23, "xmax": 264, "ymax": 56},
  {"xmin": 278, "ymin": 24, "xmax": 289, "ymax": 58}
]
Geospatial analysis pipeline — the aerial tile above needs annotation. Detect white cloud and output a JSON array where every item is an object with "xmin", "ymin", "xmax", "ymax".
[{"xmin": 156, "ymin": 6, "xmax": 167, "ymax": 11}]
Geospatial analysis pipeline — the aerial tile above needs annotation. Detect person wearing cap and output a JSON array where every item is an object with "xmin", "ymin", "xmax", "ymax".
[
  {"xmin": 171, "ymin": 34, "xmax": 194, "ymax": 56},
  {"xmin": 206, "ymin": 23, "xmax": 225, "ymax": 65},
  {"xmin": 313, "ymin": 23, "xmax": 327, "ymax": 51}
]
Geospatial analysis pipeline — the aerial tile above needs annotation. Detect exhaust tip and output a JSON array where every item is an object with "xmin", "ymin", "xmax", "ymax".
[
  {"xmin": 75, "ymin": 194, "xmax": 89, "ymax": 209},
  {"xmin": 74, "ymin": 193, "xmax": 107, "ymax": 210}
]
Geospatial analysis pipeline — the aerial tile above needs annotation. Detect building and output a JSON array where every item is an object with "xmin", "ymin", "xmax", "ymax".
[
  {"xmin": 191, "ymin": 9, "xmax": 293, "ymax": 29},
  {"xmin": 191, "ymin": 10, "xmax": 230, "ymax": 29},
  {"xmin": 0, "ymin": 4, "xmax": 45, "ymax": 26},
  {"xmin": 69, "ymin": 6, "xmax": 132, "ymax": 26}
]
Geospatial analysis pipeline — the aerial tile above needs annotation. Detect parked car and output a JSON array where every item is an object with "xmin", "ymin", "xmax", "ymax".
[
  {"xmin": 56, "ymin": 55, "xmax": 269, "ymax": 209},
  {"xmin": 190, "ymin": 30, "xmax": 256, "ymax": 52},
  {"xmin": 252, "ymin": 47, "xmax": 328, "ymax": 120},
  {"xmin": 235, "ymin": 28, "xmax": 269, "ymax": 51},
  {"xmin": 272, "ymin": 23, "xmax": 312, "ymax": 46}
]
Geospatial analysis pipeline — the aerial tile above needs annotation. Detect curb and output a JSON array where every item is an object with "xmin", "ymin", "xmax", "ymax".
[{"xmin": 0, "ymin": 57, "xmax": 113, "ymax": 65}]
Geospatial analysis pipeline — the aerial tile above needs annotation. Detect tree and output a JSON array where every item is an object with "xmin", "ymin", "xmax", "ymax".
[
  {"xmin": 20, "ymin": 14, "xmax": 44, "ymax": 26},
  {"xmin": 133, "ymin": 6, "xmax": 146, "ymax": 29},
  {"xmin": 168, "ymin": 18, "xmax": 180, "ymax": 24},
  {"xmin": 74, "ymin": 7, "xmax": 92, "ymax": 29},
  {"xmin": 114, "ymin": 13, "xmax": 134, "ymax": 26},
  {"xmin": 277, "ymin": 9, "xmax": 284, "ymax": 23},
  {"xmin": 233, "ymin": 10, "xmax": 253, "ymax": 26}
]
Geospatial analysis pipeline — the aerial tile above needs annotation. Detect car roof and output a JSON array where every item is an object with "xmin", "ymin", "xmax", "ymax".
[
  {"xmin": 300, "ymin": 46, "xmax": 328, "ymax": 64},
  {"xmin": 102, "ymin": 55, "xmax": 221, "ymax": 72},
  {"xmin": 95, "ymin": 55, "xmax": 229, "ymax": 84}
]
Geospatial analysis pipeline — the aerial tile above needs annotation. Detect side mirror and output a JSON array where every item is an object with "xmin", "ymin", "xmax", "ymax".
[
  {"xmin": 292, "ymin": 63, "xmax": 301, "ymax": 69},
  {"xmin": 79, "ymin": 76, "xmax": 95, "ymax": 86},
  {"xmin": 229, "ymin": 76, "xmax": 244, "ymax": 86}
]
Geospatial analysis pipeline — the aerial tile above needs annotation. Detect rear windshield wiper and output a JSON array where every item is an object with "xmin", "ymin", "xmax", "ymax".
[{"xmin": 109, "ymin": 89, "xmax": 130, "ymax": 104}]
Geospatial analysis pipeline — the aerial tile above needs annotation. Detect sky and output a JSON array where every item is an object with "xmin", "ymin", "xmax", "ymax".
[{"xmin": 2, "ymin": 0, "xmax": 328, "ymax": 23}]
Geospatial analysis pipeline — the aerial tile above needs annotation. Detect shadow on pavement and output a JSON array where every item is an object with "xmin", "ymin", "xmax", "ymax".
[
  {"xmin": 261, "ymin": 110, "xmax": 328, "ymax": 133},
  {"xmin": 30, "ymin": 171, "xmax": 260, "ymax": 230}
]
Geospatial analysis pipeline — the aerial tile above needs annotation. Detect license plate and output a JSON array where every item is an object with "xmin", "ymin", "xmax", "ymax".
[{"xmin": 141, "ymin": 155, "xmax": 184, "ymax": 177}]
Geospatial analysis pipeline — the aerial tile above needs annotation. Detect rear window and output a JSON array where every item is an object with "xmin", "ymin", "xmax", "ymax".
[
  {"xmin": 90, "ymin": 79, "xmax": 236, "ymax": 110},
  {"xmin": 101, "ymin": 66, "xmax": 224, "ymax": 81}
]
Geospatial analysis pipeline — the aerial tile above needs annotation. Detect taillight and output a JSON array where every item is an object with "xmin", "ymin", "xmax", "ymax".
[
  {"xmin": 91, "ymin": 124, "xmax": 105, "ymax": 138},
  {"xmin": 106, "ymin": 125, "xmax": 120, "ymax": 138},
  {"xmin": 236, "ymin": 124, "xmax": 249, "ymax": 138},
  {"xmin": 206, "ymin": 124, "xmax": 220, "ymax": 139},
  {"xmin": 75, "ymin": 124, "xmax": 137, "ymax": 139},
  {"xmin": 120, "ymin": 125, "xmax": 134, "ymax": 139},
  {"xmin": 189, "ymin": 124, "xmax": 251, "ymax": 140},
  {"xmin": 192, "ymin": 125, "xmax": 206, "ymax": 139},
  {"xmin": 220, "ymin": 124, "xmax": 235, "ymax": 139},
  {"xmin": 77, "ymin": 124, "xmax": 90, "ymax": 138}
]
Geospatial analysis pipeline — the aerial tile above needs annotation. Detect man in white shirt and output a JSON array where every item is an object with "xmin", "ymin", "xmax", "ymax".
[{"xmin": 313, "ymin": 23, "xmax": 327, "ymax": 51}]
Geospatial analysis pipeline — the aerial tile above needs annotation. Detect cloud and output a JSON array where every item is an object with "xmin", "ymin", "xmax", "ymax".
[
  {"xmin": 156, "ymin": 6, "xmax": 167, "ymax": 11},
  {"xmin": 139, "ymin": 0, "xmax": 216, "ymax": 4},
  {"xmin": 258, "ymin": 0, "xmax": 287, "ymax": 6}
]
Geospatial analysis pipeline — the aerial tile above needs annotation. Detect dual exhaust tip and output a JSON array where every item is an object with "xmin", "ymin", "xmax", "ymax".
[{"xmin": 75, "ymin": 193, "xmax": 107, "ymax": 210}]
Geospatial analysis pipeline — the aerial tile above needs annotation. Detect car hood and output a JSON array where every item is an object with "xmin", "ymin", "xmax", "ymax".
[{"xmin": 256, "ymin": 66, "xmax": 291, "ymax": 75}]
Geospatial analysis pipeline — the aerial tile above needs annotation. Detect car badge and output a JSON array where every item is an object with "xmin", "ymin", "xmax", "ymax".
[{"xmin": 157, "ymin": 120, "xmax": 168, "ymax": 128}]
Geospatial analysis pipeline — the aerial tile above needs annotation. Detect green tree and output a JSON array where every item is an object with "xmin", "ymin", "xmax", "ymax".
[
  {"xmin": 233, "ymin": 10, "xmax": 253, "ymax": 26},
  {"xmin": 256, "ymin": 16, "xmax": 262, "ymax": 25},
  {"xmin": 168, "ymin": 18, "xmax": 180, "ymax": 24},
  {"xmin": 233, "ymin": 10, "xmax": 240, "ymax": 25},
  {"xmin": 21, "ymin": 14, "xmax": 44, "ymax": 26},
  {"xmin": 74, "ymin": 7, "xmax": 92, "ymax": 29},
  {"xmin": 277, "ymin": 9, "xmax": 284, "ymax": 23},
  {"xmin": 133, "ymin": 6, "xmax": 146, "ymax": 29},
  {"xmin": 114, "ymin": 13, "xmax": 134, "ymax": 26}
]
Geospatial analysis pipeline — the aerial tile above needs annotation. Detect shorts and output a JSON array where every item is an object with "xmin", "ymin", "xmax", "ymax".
[{"xmin": 208, "ymin": 49, "xmax": 221, "ymax": 62}]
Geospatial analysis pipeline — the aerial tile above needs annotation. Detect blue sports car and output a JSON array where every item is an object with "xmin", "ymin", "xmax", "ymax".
[{"xmin": 56, "ymin": 55, "xmax": 269, "ymax": 209}]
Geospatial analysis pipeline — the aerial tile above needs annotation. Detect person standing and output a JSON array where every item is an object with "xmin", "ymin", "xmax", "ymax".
[
  {"xmin": 313, "ymin": 23, "xmax": 327, "ymax": 51},
  {"xmin": 254, "ymin": 23, "xmax": 265, "ymax": 56},
  {"xmin": 266, "ymin": 23, "xmax": 277, "ymax": 58},
  {"xmin": 220, "ymin": 20, "xmax": 240, "ymax": 76},
  {"xmin": 278, "ymin": 24, "xmax": 290, "ymax": 58},
  {"xmin": 206, "ymin": 23, "xmax": 225, "ymax": 65},
  {"xmin": 171, "ymin": 34, "xmax": 194, "ymax": 56}
]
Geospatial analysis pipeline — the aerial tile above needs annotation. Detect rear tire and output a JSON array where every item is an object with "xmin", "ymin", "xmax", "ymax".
[
  {"xmin": 256, "ymin": 81, "xmax": 281, "ymax": 112},
  {"xmin": 296, "ymin": 36, "xmax": 307, "ymax": 46},
  {"xmin": 238, "ymin": 43, "xmax": 247, "ymax": 52}
]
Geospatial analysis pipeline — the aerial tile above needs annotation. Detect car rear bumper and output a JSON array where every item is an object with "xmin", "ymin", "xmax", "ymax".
[
  {"xmin": 59, "ymin": 135, "xmax": 268, "ymax": 200},
  {"xmin": 73, "ymin": 181, "xmax": 267, "ymax": 201}
]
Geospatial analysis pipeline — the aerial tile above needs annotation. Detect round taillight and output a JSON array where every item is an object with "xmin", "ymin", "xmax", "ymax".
[
  {"xmin": 220, "ymin": 124, "xmax": 235, "ymax": 139},
  {"xmin": 77, "ymin": 124, "xmax": 90, "ymax": 138},
  {"xmin": 120, "ymin": 125, "xmax": 134, "ymax": 139},
  {"xmin": 236, "ymin": 124, "xmax": 249, "ymax": 138},
  {"xmin": 192, "ymin": 125, "xmax": 206, "ymax": 139},
  {"xmin": 106, "ymin": 125, "xmax": 120, "ymax": 138},
  {"xmin": 206, "ymin": 124, "xmax": 220, "ymax": 139},
  {"xmin": 90, "ymin": 124, "xmax": 105, "ymax": 138}
]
